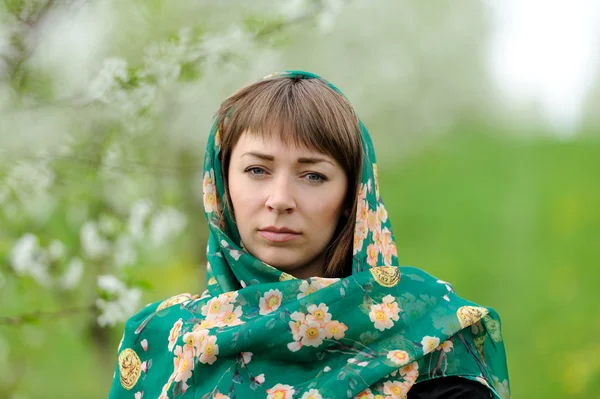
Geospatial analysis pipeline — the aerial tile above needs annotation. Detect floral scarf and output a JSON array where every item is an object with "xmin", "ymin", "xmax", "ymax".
[{"xmin": 108, "ymin": 71, "xmax": 510, "ymax": 399}]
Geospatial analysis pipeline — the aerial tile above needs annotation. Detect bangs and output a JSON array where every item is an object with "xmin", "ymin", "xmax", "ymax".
[{"xmin": 217, "ymin": 77, "xmax": 360, "ymax": 168}]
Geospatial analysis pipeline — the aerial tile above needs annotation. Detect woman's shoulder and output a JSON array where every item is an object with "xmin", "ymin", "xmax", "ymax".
[
  {"xmin": 398, "ymin": 265, "xmax": 504, "ymax": 328},
  {"xmin": 122, "ymin": 292, "xmax": 202, "ymax": 333},
  {"xmin": 399, "ymin": 265, "xmax": 498, "ymax": 305},
  {"xmin": 398, "ymin": 266, "xmax": 458, "ymax": 288},
  {"xmin": 109, "ymin": 293, "xmax": 201, "ymax": 398}
]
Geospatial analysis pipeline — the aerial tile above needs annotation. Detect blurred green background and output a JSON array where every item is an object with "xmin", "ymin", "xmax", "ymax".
[{"xmin": 1, "ymin": 1, "xmax": 599, "ymax": 398}]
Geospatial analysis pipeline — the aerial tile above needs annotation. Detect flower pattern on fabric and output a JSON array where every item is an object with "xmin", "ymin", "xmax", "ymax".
[
  {"xmin": 199, "ymin": 335, "xmax": 219, "ymax": 365},
  {"xmin": 300, "ymin": 389, "xmax": 323, "ymax": 399},
  {"xmin": 286, "ymin": 303, "xmax": 348, "ymax": 352},
  {"xmin": 369, "ymin": 295, "xmax": 401, "ymax": 331},
  {"xmin": 108, "ymin": 71, "xmax": 510, "ymax": 399},
  {"xmin": 387, "ymin": 350, "xmax": 410, "ymax": 366},
  {"xmin": 421, "ymin": 336, "xmax": 441, "ymax": 355},
  {"xmin": 355, "ymin": 388, "xmax": 375, "ymax": 399},
  {"xmin": 203, "ymin": 169, "xmax": 218, "ymax": 214},
  {"xmin": 266, "ymin": 384, "xmax": 295, "ymax": 399},
  {"xmin": 436, "ymin": 340, "xmax": 454, "ymax": 353},
  {"xmin": 297, "ymin": 277, "xmax": 339, "ymax": 299},
  {"xmin": 259, "ymin": 289, "xmax": 283, "ymax": 315},
  {"xmin": 383, "ymin": 380, "xmax": 411, "ymax": 399},
  {"xmin": 168, "ymin": 319, "xmax": 183, "ymax": 352}
]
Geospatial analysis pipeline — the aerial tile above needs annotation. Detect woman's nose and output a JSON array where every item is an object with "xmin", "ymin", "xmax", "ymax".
[{"xmin": 265, "ymin": 178, "xmax": 296, "ymax": 213}]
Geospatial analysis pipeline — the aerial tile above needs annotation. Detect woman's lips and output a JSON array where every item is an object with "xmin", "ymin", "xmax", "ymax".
[{"xmin": 258, "ymin": 230, "xmax": 301, "ymax": 243}]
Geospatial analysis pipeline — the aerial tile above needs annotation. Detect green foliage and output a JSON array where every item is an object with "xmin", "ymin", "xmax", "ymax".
[{"xmin": 379, "ymin": 131, "xmax": 600, "ymax": 399}]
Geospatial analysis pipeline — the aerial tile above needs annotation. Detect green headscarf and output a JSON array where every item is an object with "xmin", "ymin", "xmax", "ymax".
[{"xmin": 108, "ymin": 71, "xmax": 510, "ymax": 399}]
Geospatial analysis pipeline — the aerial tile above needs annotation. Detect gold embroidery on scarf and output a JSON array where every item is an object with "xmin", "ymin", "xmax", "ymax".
[
  {"xmin": 279, "ymin": 272, "xmax": 296, "ymax": 281},
  {"xmin": 370, "ymin": 266, "xmax": 400, "ymax": 287},
  {"xmin": 208, "ymin": 277, "xmax": 217, "ymax": 285},
  {"xmin": 474, "ymin": 335, "xmax": 487, "ymax": 364},
  {"xmin": 456, "ymin": 306, "xmax": 489, "ymax": 329},
  {"xmin": 118, "ymin": 348, "xmax": 141, "ymax": 390}
]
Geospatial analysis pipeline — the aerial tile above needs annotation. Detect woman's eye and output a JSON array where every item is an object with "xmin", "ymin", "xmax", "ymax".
[
  {"xmin": 305, "ymin": 173, "xmax": 327, "ymax": 183},
  {"xmin": 245, "ymin": 167, "xmax": 267, "ymax": 176}
]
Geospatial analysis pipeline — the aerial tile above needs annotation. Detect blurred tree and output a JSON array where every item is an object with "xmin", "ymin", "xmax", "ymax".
[
  {"xmin": 0, "ymin": 0, "xmax": 347, "ymax": 397},
  {"xmin": 277, "ymin": 0, "xmax": 496, "ymax": 161}
]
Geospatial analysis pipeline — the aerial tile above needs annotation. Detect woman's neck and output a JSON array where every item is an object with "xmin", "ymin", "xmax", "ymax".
[{"xmin": 286, "ymin": 253, "xmax": 326, "ymax": 279}]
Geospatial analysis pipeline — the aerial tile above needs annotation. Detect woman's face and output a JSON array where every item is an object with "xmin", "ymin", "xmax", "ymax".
[{"xmin": 228, "ymin": 132, "xmax": 348, "ymax": 278}]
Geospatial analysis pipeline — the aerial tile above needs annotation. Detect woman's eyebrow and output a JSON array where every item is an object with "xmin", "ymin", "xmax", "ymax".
[
  {"xmin": 242, "ymin": 152, "xmax": 274, "ymax": 161},
  {"xmin": 297, "ymin": 157, "xmax": 334, "ymax": 166}
]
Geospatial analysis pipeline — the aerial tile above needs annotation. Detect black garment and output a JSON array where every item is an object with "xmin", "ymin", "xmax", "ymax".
[{"xmin": 408, "ymin": 377, "xmax": 492, "ymax": 399}]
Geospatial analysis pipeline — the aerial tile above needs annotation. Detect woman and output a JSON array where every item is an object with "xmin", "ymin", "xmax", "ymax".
[{"xmin": 109, "ymin": 71, "xmax": 510, "ymax": 399}]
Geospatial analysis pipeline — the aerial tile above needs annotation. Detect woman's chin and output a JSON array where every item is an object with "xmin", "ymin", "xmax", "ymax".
[
  {"xmin": 253, "ymin": 249, "xmax": 303, "ymax": 270},
  {"xmin": 259, "ymin": 255, "xmax": 301, "ymax": 271}
]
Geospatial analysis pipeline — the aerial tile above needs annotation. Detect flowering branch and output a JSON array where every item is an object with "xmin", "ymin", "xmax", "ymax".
[
  {"xmin": 0, "ymin": 304, "xmax": 95, "ymax": 326},
  {"xmin": 0, "ymin": 0, "xmax": 348, "ymax": 335}
]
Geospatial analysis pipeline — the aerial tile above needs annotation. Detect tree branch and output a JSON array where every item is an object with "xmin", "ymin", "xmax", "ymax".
[{"xmin": 0, "ymin": 304, "xmax": 95, "ymax": 326}]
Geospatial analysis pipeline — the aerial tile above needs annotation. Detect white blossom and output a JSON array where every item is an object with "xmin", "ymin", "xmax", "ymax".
[
  {"xmin": 200, "ymin": 27, "xmax": 253, "ymax": 64},
  {"xmin": 30, "ymin": 0, "xmax": 116, "ymax": 100},
  {"xmin": 10, "ymin": 234, "xmax": 40, "ymax": 276},
  {"xmin": 96, "ymin": 274, "xmax": 142, "ymax": 327},
  {"xmin": 140, "ymin": 42, "xmax": 183, "ymax": 86},
  {"xmin": 102, "ymin": 144, "xmax": 121, "ymax": 172},
  {"xmin": 279, "ymin": 0, "xmax": 309, "ymax": 20},
  {"xmin": 1, "ymin": 0, "xmax": 348, "ymax": 334},
  {"xmin": 48, "ymin": 240, "xmax": 65, "ymax": 260},
  {"xmin": 114, "ymin": 234, "xmax": 137, "ymax": 268},
  {"xmin": 80, "ymin": 221, "xmax": 110, "ymax": 259},
  {"xmin": 6, "ymin": 161, "xmax": 54, "ymax": 198},
  {"xmin": 129, "ymin": 83, "xmax": 156, "ymax": 110},
  {"xmin": 118, "ymin": 286, "xmax": 143, "ymax": 315},
  {"xmin": 128, "ymin": 200, "xmax": 153, "ymax": 240},
  {"xmin": 88, "ymin": 57, "xmax": 128, "ymax": 102},
  {"xmin": 96, "ymin": 299, "xmax": 122, "ymax": 328},
  {"xmin": 9, "ymin": 233, "xmax": 52, "ymax": 286},
  {"xmin": 27, "ymin": 261, "xmax": 52, "ymax": 287},
  {"xmin": 97, "ymin": 274, "xmax": 126, "ymax": 294},
  {"xmin": 4, "ymin": 160, "xmax": 57, "ymax": 221},
  {"xmin": 148, "ymin": 207, "xmax": 187, "ymax": 246},
  {"xmin": 318, "ymin": 0, "xmax": 344, "ymax": 33},
  {"xmin": 60, "ymin": 258, "xmax": 84, "ymax": 290},
  {"xmin": 122, "ymin": 112, "xmax": 154, "ymax": 134}
]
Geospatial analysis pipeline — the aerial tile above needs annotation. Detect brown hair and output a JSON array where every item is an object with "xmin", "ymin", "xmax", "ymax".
[{"xmin": 215, "ymin": 75, "xmax": 363, "ymax": 278}]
